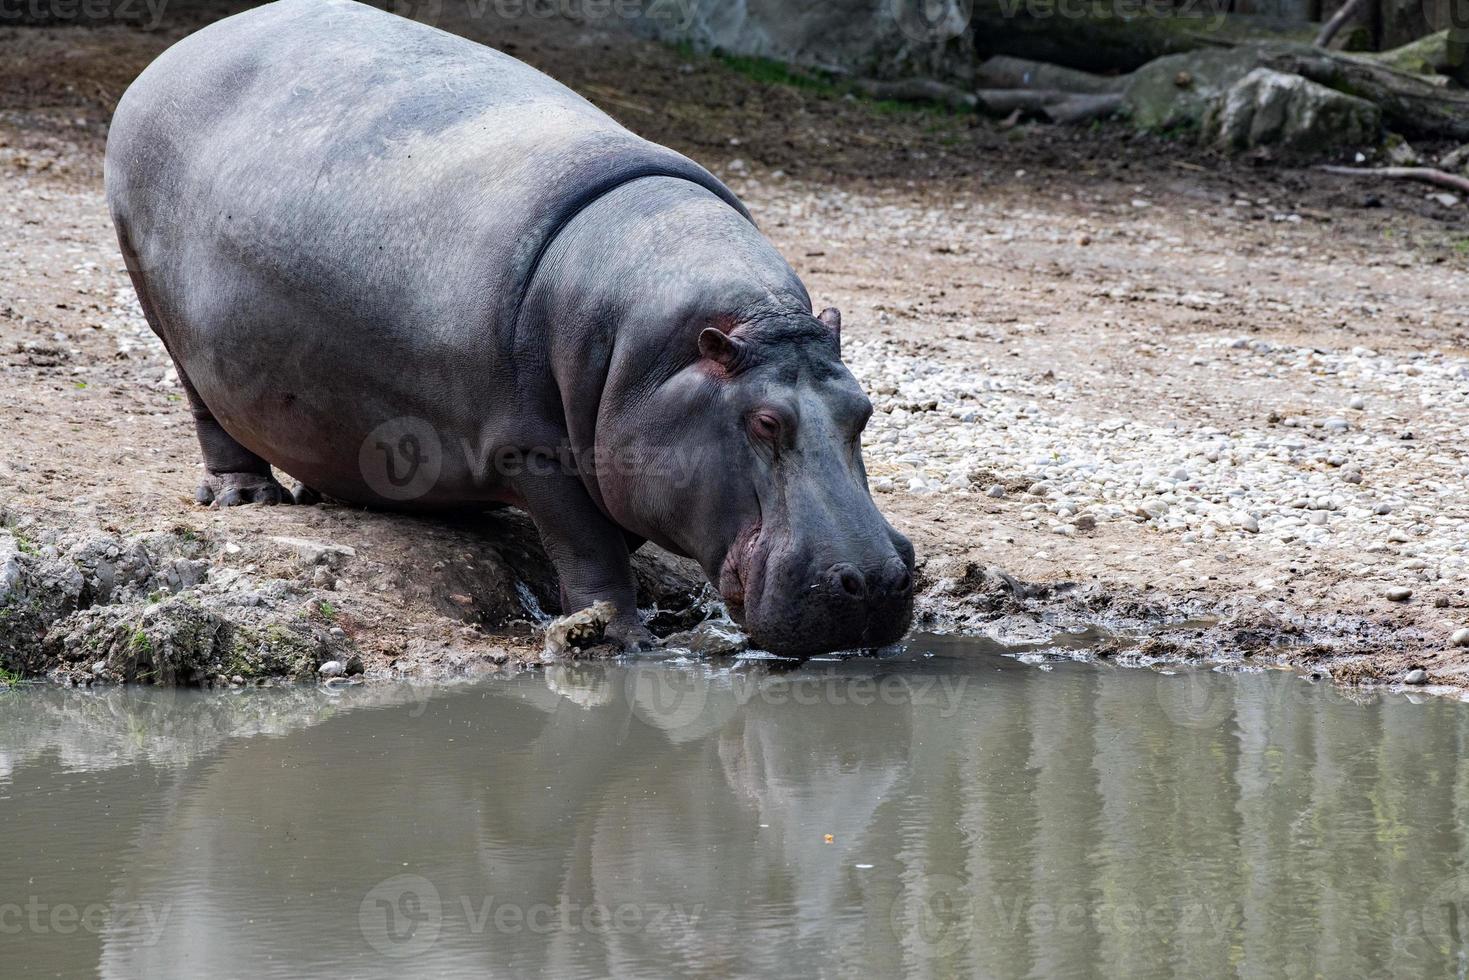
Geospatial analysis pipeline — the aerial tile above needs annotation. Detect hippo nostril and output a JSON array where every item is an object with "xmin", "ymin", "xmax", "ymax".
[
  {"xmin": 881, "ymin": 557, "xmax": 913, "ymax": 596},
  {"xmin": 827, "ymin": 563, "xmax": 866, "ymax": 600}
]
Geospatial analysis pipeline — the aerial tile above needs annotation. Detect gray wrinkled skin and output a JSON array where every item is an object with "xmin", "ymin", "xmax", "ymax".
[{"xmin": 105, "ymin": 0, "xmax": 913, "ymax": 654}]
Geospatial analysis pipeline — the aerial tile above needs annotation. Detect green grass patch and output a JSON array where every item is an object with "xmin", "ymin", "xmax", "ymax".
[{"xmin": 0, "ymin": 666, "xmax": 21, "ymax": 687}]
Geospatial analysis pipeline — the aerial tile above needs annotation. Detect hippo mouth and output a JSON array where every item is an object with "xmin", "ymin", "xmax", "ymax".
[
  {"xmin": 715, "ymin": 522, "xmax": 912, "ymax": 654},
  {"xmin": 716, "ymin": 522, "xmax": 765, "ymax": 624}
]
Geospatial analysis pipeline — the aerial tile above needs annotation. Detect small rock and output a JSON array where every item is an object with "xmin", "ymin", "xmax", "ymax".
[
  {"xmin": 1348, "ymin": 396, "xmax": 1365, "ymax": 410},
  {"xmin": 1451, "ymin": 627, "xmax": 1469, "ymax": 648},
  {"xmin": 1404, "ymin": 668, "xmax": 1429, "ymax": 685},
  {"xmin": 1072, "ymin": 514, "xmax": 1097, "ymax": 532},
  {"xmin": 985, "ymin": 484, "xmax": 1006, "ymax": 498},
  {"xmin": 1136, "ymin": 500, "xmax": 1169, "ymax": 520},
  {"xmin": 1386, "ymin": 137, "xmax": 1421, "ymax": 167},
  {"xmin": 270, "ymin": 536, "xmax": 356, "ymax": 566},
  {"xmin": 1386, "ymin": 586, "xmax": 1413, "ymax": 602},
  {"xmin": 344, "ymin": 654, "xmax": 365, "ymax": 676},
  {"xmin": 318, "ymin": 660, "xmax": 345, "ymax": 678},
  {"xmin": 659, "ymin": 620, "xmax": 748, "ymax": 657}
]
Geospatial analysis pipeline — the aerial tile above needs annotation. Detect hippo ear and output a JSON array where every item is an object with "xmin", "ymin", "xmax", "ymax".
[
  {"xmin": 698, "ymin": 327, "xmax": 745, "ymax": 371},
  {"xmin": 818, "ymin": 307, "xmax": 841, "ymax": 352}
]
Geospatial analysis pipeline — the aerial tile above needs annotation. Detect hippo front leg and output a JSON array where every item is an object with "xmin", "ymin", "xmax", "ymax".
[{"xmin": 515, "ymin": 473, "xmax": 656, "ymax": 652}]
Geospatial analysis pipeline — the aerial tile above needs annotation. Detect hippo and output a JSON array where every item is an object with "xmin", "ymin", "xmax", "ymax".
[{"xmin": 104, "ymin": 0, "xmax": 914, "ymax": 655}]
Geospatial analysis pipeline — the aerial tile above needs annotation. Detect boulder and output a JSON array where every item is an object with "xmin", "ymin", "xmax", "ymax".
[
  {"xmin": 1122, "ymin": 47, "xmax": 1272, "ymax": 133},
  {"xmin": 1204, "ymin": 68, "xmax": 1380, "ymax": 154}
]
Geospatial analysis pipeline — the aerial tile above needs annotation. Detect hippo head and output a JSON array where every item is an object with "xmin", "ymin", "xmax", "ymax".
[{"xmin": 600, "ymin": 307, "xmax": 915, "ymax": 655}]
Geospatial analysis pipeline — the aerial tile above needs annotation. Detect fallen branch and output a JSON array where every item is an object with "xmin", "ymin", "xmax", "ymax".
[
  {"xmin": 1314, "ymin": 0, "xmax": 1368, "ymax": 48},
  {"xmin": 976, "ymin": 56, "xmax": 1124, "ymax": 94},
  {"xmin": 853, "ymin": 78, "xmax": 977, "ymax": 112},
  {"xmin": 1043, "ymin": 93, "xmax": 1125, "ymax": 125},
  {"xmin": 1318, "ymin": 165, "xmax": 1469, "ymax": 195},
  {"xmin": 975, "ymin": 89, "xmax": 1123, "ymax": 124}
]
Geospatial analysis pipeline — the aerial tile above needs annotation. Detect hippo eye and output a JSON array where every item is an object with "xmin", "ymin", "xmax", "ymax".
[{"xmin": 749, "ymin": 412, "xmax": 782, "ymax": 444}]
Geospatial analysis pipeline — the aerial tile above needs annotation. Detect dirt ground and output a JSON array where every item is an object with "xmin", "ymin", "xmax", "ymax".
[{"xmin": 3, "ymin": 4, "xmax": 1469, "ymax": 689}]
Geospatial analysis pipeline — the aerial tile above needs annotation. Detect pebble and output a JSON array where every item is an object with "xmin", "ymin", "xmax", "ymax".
[
  {"xmin": 318, "ymin": 660, "xmax": 345, "ymax": 678},
  {"xmin": 985, "ymin": 484, "xmax": 1006, "ymax": 498},
  {"xmin": 1452, "ymin": 628, "xmax": 1469, "ymax": 648},
  {"xmin": 1386, "ymin": 586, "xmax": 1413, "ymax": 602},
  {"xmin": 1404, "ymin": 668, "xmax": 1429, "ymax": 685}
]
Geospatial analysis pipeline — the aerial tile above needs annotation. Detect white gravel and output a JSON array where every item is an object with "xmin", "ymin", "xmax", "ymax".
[{"xmin": 848, "ymin": 335, "xmax": 1469, "ymax": 587}]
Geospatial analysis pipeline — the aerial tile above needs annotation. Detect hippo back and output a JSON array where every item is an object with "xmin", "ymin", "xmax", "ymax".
[
  {"xmin": 103, "ymin": 0, "xmax": 750, "ymax": 503},
  {"xmin": 107, "ymin": 0, "xmax": 746, "ymax": 335}
]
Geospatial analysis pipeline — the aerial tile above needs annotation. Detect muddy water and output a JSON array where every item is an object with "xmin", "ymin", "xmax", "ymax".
[{"xmin": 2, "ymin": 636, "xmax": 1468, "ymax": 979}]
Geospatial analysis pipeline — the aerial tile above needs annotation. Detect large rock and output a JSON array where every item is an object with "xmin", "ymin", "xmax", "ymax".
[
  {"xmin": 634, "ymin": 0, "xmax": 1311, "ymax": 82},
  {"xmin": 1122, "ymin": 46, "xmax": 1272, "ymax": 132},
  {"xmin": 1204, "ymin": 67, "xmax": 1380, "ymax": 154},
  {"xmin": 633, "ymin": 0, "xmax": 974, "ymax": 82}
]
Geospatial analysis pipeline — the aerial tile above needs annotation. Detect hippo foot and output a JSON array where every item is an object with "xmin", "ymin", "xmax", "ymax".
[
  {"xmin": 196, "ymin": 472, "xmax": 289, "ymax": 508},
  {"xmin": 291, "ymin": 483, "xmax": 322, "ymax": 506},
  {"xmin": 606, "ymin": 620, "xmax": 658, "ymax": 653}
]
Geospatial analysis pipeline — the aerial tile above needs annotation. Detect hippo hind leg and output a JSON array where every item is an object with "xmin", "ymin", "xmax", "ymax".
[
  {"xmin": 122, "ymin": 257, "xmax": 304, "ymax": 507},
  {"xmin": 174, "ymin": 367, "xmax": 289, "ymax": 507}
]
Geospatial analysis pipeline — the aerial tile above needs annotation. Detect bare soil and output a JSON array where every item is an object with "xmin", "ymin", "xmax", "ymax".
[{"xmin": 3, "ymin": 4, "xmax": 1468, "ymax": 689}]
